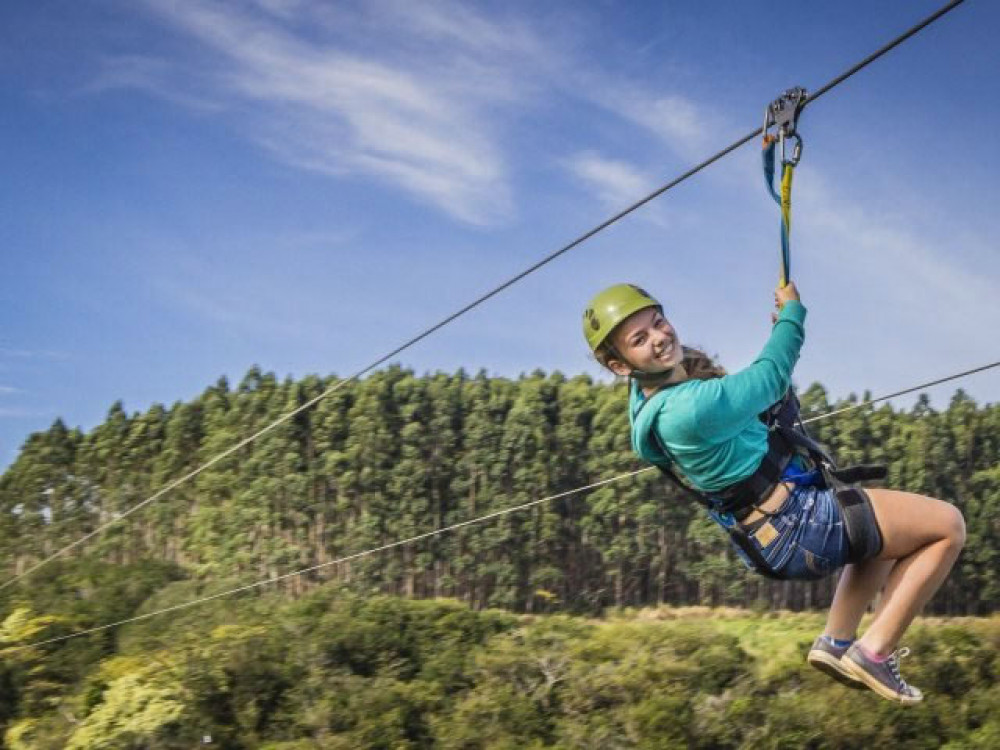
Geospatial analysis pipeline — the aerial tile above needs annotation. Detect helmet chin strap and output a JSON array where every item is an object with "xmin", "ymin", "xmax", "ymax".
[
  {"xmin": 629, "ymin": 367, "xmax": 680, "ymax": 388},
  {"xmin": 609, "ymin": 344, "xmax": 682, "ymax": 387}
]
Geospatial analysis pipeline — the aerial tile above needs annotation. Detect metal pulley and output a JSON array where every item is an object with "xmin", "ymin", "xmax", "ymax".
[{"xmin": 763, "ymin": 86, "xmax": 807, "ymax": 165}]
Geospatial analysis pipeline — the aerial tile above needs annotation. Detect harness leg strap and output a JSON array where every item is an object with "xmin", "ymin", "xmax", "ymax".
[{"xmin": 836, "ymin": 487, "xmax": 884, "ymax": 564}]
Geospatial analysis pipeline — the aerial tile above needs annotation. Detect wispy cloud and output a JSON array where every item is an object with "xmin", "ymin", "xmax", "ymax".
[
  {"xmin": 600, "ymin": 89, "xmax": 710, "ymax": 155},
  {"xmin": 89, "ymin": 1, "xmax": 718, "ymax": 227},
  {"xmin": 84, "ymin": 55, "xmax": 224, "ymax": 112},
  {"xmin": 563, "ymin": 151, "xmax": 660, "ymax": 215},
  {"xmin": 89, "ymin": 0, "xmax": 570, "ymax": 225},
  {"xmin": 0, "ymin": 386, "xmax": 23, "ymax": 395},
  {"xmin": 796, "ymin": 173, "xmax": 1000, "ymax": 366}
]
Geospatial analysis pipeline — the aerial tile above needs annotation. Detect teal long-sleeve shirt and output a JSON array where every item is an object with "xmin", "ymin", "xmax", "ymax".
[{"xmin": 629, "ymin": 300, "xmax": 807, "ymax": 492}]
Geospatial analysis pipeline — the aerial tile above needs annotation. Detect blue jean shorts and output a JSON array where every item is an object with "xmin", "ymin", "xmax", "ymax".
[{"xmin": 720, "ymin": 484, "xmax": 852, "ymax": 581}]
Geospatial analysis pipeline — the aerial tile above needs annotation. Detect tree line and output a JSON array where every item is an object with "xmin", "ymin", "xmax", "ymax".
[{"xmin": 2, "ymin": 365, "xmax": 998, "ymax": 614}]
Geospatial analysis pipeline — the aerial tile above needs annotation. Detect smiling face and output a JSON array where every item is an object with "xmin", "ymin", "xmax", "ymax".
[{"xmin": 607, "ymin": 307, "xmax": 683, "ymax": 378}]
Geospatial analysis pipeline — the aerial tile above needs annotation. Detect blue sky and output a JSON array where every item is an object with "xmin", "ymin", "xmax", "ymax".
[{"xmin": 2, "ymin": 0, "xmax": 998, "ymax": 470}]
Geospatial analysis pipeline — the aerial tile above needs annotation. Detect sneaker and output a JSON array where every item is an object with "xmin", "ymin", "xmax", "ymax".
[
  {"xmin": 841, "ymin": 643, "xmax": 924, "ymax": 704},
  {"xmin": 807, "ymin": 636, "xmax": 865, "ymax": 689}
]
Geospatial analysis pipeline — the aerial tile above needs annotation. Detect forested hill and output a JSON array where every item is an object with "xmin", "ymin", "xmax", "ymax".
[{"xmin": 2, "ymin": 365, "xmax": 999, "ymax": 614}]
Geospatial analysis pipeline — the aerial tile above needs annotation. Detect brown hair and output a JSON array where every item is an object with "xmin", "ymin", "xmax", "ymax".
[{"xmin": 679, "ymin": 346, "xmax": 727, "ymax": 381}]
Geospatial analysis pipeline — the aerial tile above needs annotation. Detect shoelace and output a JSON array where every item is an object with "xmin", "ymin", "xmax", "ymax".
[{"xmin": 887, "ymin": 647, "xmax": 913, "ymax": 692}]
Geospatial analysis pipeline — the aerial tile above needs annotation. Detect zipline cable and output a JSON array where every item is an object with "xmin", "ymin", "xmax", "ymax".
[
  {"xmin": 6, "ymin": 468, "xmax": 652, "ymax": 653},
  {"xmin": 801, "ymin": 360, "xmax": 1000, "ymax": 425},
  {"xmin": 0, "ymin": 0, "xmax": 968, "ymax": 592},
  {"xmin": 7, "ymin": 358, "xmax": 999, "ymax": 654},
  {"xmin": 0, "ymin": 379, "xmax": 356, "ymax": 593}
]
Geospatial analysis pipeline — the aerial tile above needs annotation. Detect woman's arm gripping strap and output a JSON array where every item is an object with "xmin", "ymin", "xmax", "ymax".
[{"xmin": 693, "ymin": 301, "xmax": 807, "ymax": 443}]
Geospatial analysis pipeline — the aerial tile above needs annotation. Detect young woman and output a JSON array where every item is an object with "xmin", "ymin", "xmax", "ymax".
[{"xmin": 582, "ymin": 282, "xmax": 966, "ymax": 704}]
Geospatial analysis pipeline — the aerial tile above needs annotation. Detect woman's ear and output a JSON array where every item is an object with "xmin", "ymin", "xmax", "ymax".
[{"xmin": 606, "ymin": 357, "xmax": 632, "ymax": 378}]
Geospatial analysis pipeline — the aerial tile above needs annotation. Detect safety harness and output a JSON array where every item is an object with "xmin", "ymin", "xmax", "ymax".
[{"xmin": 642, "ymin": 388, "xmax": 886, "ymax": 579}]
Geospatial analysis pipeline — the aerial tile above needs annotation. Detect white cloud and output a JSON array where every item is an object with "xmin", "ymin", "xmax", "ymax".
[
  {"xmin": 93, "ymin": 1, "xmax": 721, "ymax": 227},
  {"xmin": 374, "ymin": 0, "xmax": 548, "ymax": 62},
  {"xmin": 84, "ymin": 55, "xmax": 224, "ymax": 112},
  {"xmin": 563, "ymin": 151, "xmax": 658, "ymax": 214},
  {"xmin": 573, "ymin": 67, "xmax": 719, "ymax": 157},
  {"xmin": 610, "ymin": 91, "xmax": 707, "ymax": 153},
  {"xmin": 89, "ymin": 0, "xmax": 562, "ymax": 225},
  {"xmin": 791, "ymin": 173, "xmax": 1000, "ymax": 392},
  {"xmin": 802, "ymin": 177, "xmax": 997, "ymax": 312}
]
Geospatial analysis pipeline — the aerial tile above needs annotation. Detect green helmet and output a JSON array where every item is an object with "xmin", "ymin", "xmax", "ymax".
[{"xmin": 582, "ymin": 283, "xmax": 661, "ymax": 353}]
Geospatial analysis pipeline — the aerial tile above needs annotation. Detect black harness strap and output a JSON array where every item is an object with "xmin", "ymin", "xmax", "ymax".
[
  {"xmin": 713, "ymin": 428, "xmax": 794, "ymax": 515},
  {"xmin": 650, "ymin": 454, "xmax": 787, "ymax": 581},
  {"xmin": 815, "ymin": 467, "xmax": 886, "ymax": 564},
  {"xmin": 644, "ymin": 387, "xmax": 886, "ymax": 578}
]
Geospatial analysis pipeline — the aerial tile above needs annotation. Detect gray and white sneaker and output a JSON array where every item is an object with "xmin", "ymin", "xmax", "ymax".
[
  {"xmin": 841, "ymin": 643, "xmax": 924, "ymax": 704},
  {"xmin": 807, "ymin": 636, "xmax": 865, "ymax": 689}
]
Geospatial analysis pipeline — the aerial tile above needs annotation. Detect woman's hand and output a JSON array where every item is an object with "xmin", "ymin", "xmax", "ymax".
[{"xmin": 771, "ymin": 281, "xmax": 801, "ymax": 323}]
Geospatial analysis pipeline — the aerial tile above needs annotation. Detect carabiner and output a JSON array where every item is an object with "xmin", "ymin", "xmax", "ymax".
[{"xmin": 781, "ymin": 132, "xmax": 803, "ymax": 167}]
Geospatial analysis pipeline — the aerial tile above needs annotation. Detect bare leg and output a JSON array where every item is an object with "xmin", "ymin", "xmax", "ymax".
[
  {"xmin": 855, "ymin": 489, "xmax": 965, "ymax": 654},
  {"xmin": 823, "ymin": 558, "xmax": 895, "ymax": 641}
]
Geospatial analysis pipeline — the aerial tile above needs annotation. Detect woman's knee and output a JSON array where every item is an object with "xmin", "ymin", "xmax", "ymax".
[
  {"xmin": 944, "ymin": 503, "xmax": 967, "ymax": 552},
  {"xmin": 922, "ymin": 497, "xmax": 965, "ymax": 552},
  {"xmin": 867, "ymin": 489, "xmax": 965, "ymax": 558}
]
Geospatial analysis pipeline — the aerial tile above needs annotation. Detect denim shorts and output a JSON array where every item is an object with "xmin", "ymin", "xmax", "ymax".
[{"xmin": 720, "ymin": 484, "xmax": 851, "ymax": 581}]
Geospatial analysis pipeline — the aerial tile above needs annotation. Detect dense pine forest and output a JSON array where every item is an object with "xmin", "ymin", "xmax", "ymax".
[
  {"xmin": 2, "ymin": 366, "xmax": 999, "ymax": 614},
  {"xmin": 2, "ymin": 366, "xmax": 1000, "ymax": 748}
]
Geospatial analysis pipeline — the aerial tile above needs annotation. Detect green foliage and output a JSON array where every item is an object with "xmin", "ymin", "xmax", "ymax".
[
  {"xmin": 2, "ymin": 368, "xmax": 1000, "ymax": 745},
  {"xmin": 4, "ymin": 367, "xmax": 997, "ymax": 615},
  {"xmin": 0, "ymin": 558, "xmax": 185, "ymax": 727},
  {"xmin": 1, "ymin": 607, "xmax": 77, "ymax": 717},
  {"xmin": 3, "ymin": 584, "xmax": 1000, "ymax": 748},
  {"xmin": 64, "ymin": 668, "xmax": 191, "ymax": 750},
  {"xmin": 0, "ymin": 559, "xmax": 185, "ymax": 627}
]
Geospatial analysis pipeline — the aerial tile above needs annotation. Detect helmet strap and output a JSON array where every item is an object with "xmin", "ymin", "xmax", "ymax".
[
  {"xmin": 607, "ymin": 343, "xmax": 681, "ymax": 388},
  {"xmin": 630, "ymin": 368, "xmax": 683, "ymax": 390}
]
